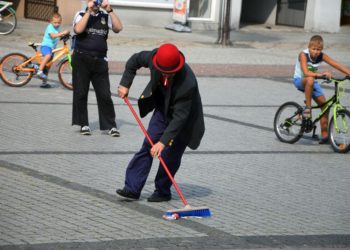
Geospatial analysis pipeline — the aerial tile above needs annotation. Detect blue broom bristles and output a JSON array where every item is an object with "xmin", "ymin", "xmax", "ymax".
[{"xmin": 164, "ymin": 206, "xmax": 211, "ymax": 218}]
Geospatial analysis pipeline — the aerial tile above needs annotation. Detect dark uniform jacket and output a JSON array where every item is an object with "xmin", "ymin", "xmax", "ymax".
[
  {"xmin": 120, "ymin": 49, "xmax": 205, "ymax": 150},
  {"xmin": 74, "ymin": 10, "xmax": 109, "ymax": 57}
]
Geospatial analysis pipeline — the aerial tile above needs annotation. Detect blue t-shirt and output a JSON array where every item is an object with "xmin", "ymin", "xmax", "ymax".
[{"xmin": 41, "ymin": 23, "xmax": 61, "ymax": 49}]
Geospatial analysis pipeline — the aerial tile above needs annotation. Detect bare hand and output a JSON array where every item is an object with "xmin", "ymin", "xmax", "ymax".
[
  {"xmin": 87, "ymin": 0, "xmax": 94, "ymax": 9},
  {"xmin": 118, "ymin": 85, "xmax": 129, "ymax": 98},
  {"xmin": 150, "ymin": 142, "xmax": 165, "ymax": 157},
  {"xmin": 322, "ymin": 71, "xmax": 332, "ymax": 79},
  {"xmin": 101, "ymin": 0, "xmax": 110, "ymax": 10}
]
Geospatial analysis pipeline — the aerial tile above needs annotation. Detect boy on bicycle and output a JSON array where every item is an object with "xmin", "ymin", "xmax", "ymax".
[
  {"xmin": 37, "ymin": 12, "xmax": 69, "ymax": 88},
  {"xmin": 293, "ymin": 35, "xmax": 350, "ymax": 144}
]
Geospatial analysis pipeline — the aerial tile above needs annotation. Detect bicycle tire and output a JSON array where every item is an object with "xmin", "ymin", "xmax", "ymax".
[
  {"xmin": 274, "ymin": 101, "xmax": 304, "ymax": 143},
  {"xmin": 0, "ymin": 6, "xmax": 17, "ymax": 35},
  {"xmin": 329, "ymin": 109, "xmax": 350, "ymax": 153},
  {"xmin": 58, "ymin": 58, "xmax": 73, "ymax": 90},
  {"xmin": 0, "ymin": 53, "xmax": 33, "ymax": 87}
]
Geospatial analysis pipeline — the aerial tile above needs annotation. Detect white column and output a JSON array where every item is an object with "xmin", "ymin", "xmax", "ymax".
[
  {"xmin": 230, "ymin": 0, "xmax": 242, "ymax": 30},
  {"xmin": 304, "ymin": 0, "xmax": 341, "ymax": 33}
]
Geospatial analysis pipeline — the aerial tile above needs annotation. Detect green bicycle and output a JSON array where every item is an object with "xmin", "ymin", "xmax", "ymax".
[{"xmin": 274, "ymin": 76, "xmax": 350, "ymax": 153}]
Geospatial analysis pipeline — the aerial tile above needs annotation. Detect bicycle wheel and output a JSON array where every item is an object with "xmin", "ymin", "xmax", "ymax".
[
  {"xmin": 274, "ymin": 101, "xmax": 304, "ymax": 143},
  {"xmin": 0, "ymin": 7, "xmax": 17, "ymax": 35},
  {"xmin": 0, "ymin": 53, "xmax": 32, "ymax": 87},
  {"xmin": 329, "ymin": 109, "xmax": 350, "ymax": 153},
  {"xmin": 58, "ymin": 58, "xmax": 73, "ymax": 90}
]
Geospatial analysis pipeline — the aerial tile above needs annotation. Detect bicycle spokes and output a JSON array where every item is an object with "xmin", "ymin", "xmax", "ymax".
[
  {"xmin": 329, "ymin": 109, "xmax": 350, "ymax": 153},
  {"xmin": 335, "ymin": 114, "xmax": 349, "ymax": 134},
  {"xmin": 0, "ymin": 53, "xmax": 33, "ymax": 87},
  {"xmin": 274, "ymin": 102, "xmax": 304, "ymax": 143}
]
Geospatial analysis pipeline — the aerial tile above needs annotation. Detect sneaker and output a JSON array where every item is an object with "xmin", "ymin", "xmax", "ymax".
[
  {"xmin": 319, "ymin": 137, "xmax": 329, "ymax": 144},
  {"xmin": 33, "ymin": 64, "xmax": 39, "ymax": 71},
  {"xmin": 80, "ymin": 126, "xmax": 91, "ymax": 135},
  {"xmin": 108, "ymin": 127, "xmax": 120, "ymax": 137},
  {"xmin": 40, "ymin": 82, "xmax": 51, "ymax": 88}
]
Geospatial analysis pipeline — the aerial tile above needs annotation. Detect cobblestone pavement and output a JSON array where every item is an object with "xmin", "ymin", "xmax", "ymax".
[{"xmin": 0, "ymin": 20, "xmax": 350, "ymax": 250}]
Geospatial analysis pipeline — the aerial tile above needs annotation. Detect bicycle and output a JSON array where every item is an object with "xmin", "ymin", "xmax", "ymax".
[
  {"xmin": 0, "ymin": 33, "xmax": 73, "ymax": 90},
  {"xmin": 0, "ymin": 1, "xmax": 17, "ymax": 35},
  {"xmin": 274, "ymin": 76, "xmax": 350, "ymax": 153}
]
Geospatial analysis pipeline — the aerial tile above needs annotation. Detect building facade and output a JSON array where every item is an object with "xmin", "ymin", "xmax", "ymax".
[
  {"xmin": 11, "ymin": 0, "xmax": 350, "ymax": 32},
  {"xmin": 111, "ymin": 0, "xmax": 349, "ymax": 33}
]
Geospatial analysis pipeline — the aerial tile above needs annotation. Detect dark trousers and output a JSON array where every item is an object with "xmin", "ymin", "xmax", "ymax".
[
  {"xmin": 72, "ymin": 52, "xmax": 116, "ymax": 130},
  {"xmin": 124, "ymin": 110, "xmax": 187, "ymax": 196}
]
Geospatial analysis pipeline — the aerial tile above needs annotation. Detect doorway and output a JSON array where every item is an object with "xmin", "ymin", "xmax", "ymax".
[{"xmin": 276, "ymin": 0, "xmax": 307, "ymax": 27}]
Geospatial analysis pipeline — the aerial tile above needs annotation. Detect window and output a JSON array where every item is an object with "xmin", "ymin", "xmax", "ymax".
[
  {"xmin": 110, "ymin": 0, "xmax": 173, "ymax": 8},
  {"xmin": 188, "ymin": 0, "xmax": 216, "ymax": 21}
]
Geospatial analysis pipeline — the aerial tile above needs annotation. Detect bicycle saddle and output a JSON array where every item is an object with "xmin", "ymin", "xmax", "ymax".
[{"xmin": 28, "ymin": 42, "xmax": 41, "ymax": 51}]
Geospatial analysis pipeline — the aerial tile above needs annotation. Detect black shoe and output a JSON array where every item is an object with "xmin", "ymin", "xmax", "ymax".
[
  {"xmin": 116, "ymin": 188, "xmax": 140, "ymax": 200},
  {"xmin": 319, "ymin": 137, "xmax": 329, "ymax": 144},
  {"xmin": 147, "ymin": 192, "xmax": 171, "ymax": 202}
]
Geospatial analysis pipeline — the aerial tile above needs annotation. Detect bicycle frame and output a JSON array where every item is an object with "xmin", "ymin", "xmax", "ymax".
[
  {"xmin": 14, "ymin": 43, "xmax": 70, "ymax": 73},
  {"xmin": 309, "ymin": 80, "xmax": 347, "ymax": 135},
  {"xmin": 311, "ymin": 95, "xmax": 335, "ymax": 125}
]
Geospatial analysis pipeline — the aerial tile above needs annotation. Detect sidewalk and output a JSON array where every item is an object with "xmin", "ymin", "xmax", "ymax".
[
  {"xmin": 1, "ymin": 19, "xmax": 350, "ymax": 72},
  {"xmin": 1, "ymin": 19, "xmax": 350, "ymax": 250}
]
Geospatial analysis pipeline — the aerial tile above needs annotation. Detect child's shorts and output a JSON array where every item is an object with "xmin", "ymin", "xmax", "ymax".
[
  {"xmin": 40, "ymin": 46, "xmax": 53, "ymax": 56},
  {"xmin": 293, "ymin": 77, "xmax": 324, "ymax": 98}
]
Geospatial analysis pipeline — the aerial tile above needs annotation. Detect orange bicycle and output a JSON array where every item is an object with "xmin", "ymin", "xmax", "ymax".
[{"xmin": 0, "ymin": 33, "xmax": 73, "ymax": 90}]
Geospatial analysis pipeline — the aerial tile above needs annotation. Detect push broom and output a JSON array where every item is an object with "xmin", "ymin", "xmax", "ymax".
[{"xmin": 124, "ymin": 97, "xmax": 211, "ymax": 219}]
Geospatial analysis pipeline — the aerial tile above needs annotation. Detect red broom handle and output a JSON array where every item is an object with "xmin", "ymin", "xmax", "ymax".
[{"xmin": 124, "ymin": 97, "xmax": 189, "ymax": 206}]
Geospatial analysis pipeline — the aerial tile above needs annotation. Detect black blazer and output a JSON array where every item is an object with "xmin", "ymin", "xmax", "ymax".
[{"xmin": 120, "ymin": 49, "xmax": 205, "ymax": 150}]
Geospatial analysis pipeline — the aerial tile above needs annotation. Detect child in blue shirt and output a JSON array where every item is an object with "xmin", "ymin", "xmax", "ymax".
[{"xmin": 38, "ymin": 12, "xmax": 69, "ymax": 88}]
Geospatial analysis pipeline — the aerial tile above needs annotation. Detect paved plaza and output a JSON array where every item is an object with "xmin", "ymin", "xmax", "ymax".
[{"xmin": 0, "ymin": 20, "xmax": 350, "ymax": 249}]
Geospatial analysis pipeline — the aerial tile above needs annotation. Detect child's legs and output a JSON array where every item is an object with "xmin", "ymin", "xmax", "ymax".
[
  {"xmin": 294, "ymin": 77, "xmax": 314, "ymax": 108},
  {"xmin": 294, "ymin": 77, "xmax": 327, "ymax": 136},
  {"xmin": 39, "ymin": 46, "xmax": 52, "ymax": 71},
  {"xmin": 314, "ymin": 95, "xmax": 329, "ymax": 138},
  {"xmin": 40, "ymin": 55, "xmax": 51, "ymax": 71},
  {"xmin": 301, "ymin": 77, "xmax": 315, "ymax": 108},
  {"xmin": 310, "ymin": 82, "xmax": 327, "ymax": 138}
]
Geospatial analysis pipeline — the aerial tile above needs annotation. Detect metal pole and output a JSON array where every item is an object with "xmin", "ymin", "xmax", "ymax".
[
  {"xmin": 222, "ymin": 0, "xmax": 232, "ymax": 46},
  {"xmin": 216, "ymin": 0, "xmax": 225, "ymax": 44}
]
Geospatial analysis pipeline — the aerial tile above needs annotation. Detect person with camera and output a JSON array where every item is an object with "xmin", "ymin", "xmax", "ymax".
[{"xmin": 72, "ymin": 0, "xmax": 122, "ymax": 136}]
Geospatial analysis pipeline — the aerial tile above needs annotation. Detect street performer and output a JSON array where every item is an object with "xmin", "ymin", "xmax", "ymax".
[{"xmin": 116, "ymin": 43, "xmax": 205, "ymax": 202}]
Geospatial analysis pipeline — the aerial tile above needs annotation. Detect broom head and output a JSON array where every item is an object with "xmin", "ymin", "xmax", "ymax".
[{"xmin": 163, "ymin": 206, "xmax": 211, "ymax": 220}]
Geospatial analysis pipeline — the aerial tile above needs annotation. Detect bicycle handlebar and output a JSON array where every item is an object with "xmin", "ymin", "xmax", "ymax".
[
  {"xmin": 316, "ymin": 75, "xmax": 350, "ymax": 82},
  {"xmin": 60, "ymin": 33, "xmax": 71, "ymax": 43},
  {"xmin": 0, "ymin": 1, "xmax": 13, "ymax": 8}
]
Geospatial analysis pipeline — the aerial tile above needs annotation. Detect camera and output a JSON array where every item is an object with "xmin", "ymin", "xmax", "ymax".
[{"xmin": 94, "ymin": 0, "xmax": 102, "ymax": 6}]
